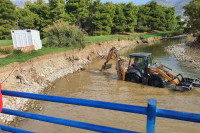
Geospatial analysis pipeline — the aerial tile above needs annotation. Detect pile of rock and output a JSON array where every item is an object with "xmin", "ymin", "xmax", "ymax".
[{"xmin": 166, "ymin": 43, "xmax": 199, "ymax": 68}]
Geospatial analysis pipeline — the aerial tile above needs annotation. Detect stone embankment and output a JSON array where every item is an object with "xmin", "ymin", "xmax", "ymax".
[{"xmin": 0, "ymin": 36, "xmax": 162, "ymax": 124}]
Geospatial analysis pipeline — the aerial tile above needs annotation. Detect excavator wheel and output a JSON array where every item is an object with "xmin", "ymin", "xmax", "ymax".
[
  {"xmin": 125, "ymin": 73, "xmax": 141, "ymax": 83},
  {"xmin": 149, "ymin": 74, "xmax": 166, "ymax": 88}
]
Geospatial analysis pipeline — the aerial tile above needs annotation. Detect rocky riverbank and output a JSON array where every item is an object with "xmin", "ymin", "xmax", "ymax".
[
  {"xmin": 0, "ymin": 36, "xmax": 162, "ymax": 124},
  {"xmin": 166, "ymin": 41, "xmax": 200, "ymax": 69}
]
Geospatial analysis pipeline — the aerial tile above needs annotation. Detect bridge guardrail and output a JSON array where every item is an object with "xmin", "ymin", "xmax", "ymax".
[{"xmin": 1, "ymin": 90, "xmax": 200, "ymax": 133}]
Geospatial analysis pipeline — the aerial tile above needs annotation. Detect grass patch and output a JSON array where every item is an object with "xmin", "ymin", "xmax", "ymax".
[
  {"xmin": 85, "ymin": 35, "xmax": 127, "ymax": 44},
  {"xmin": 0, "ymin": 31, "xmax": 179, "ymax": 67},
  {"xmin": 0, "ymin": 46, "xmax": 78, "ymax": 67},
  {"xmin": 0, "ymin": 40, "xmax": 13, "ymax": 47},
  {"xmin": 85, "ymin": 31, "xmax": 178, "ymax": 44}
]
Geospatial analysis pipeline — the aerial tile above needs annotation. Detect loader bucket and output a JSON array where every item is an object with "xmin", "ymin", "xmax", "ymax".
[
  {"xmin": 173, "ymin": 78, "xmax": 200, "ymax": 92},
  {"xmin": 173, "ymin": 84, "xmax": 193, "ymax": 92},
  {"xmin": 101, "ymin": 64, "xmax": 112, "ymax": 70}
]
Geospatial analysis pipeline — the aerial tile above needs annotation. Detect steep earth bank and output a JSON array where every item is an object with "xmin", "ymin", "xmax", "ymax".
[{"xmin": 0, "ymin": 37, "xmax": 162, "ymax": 124}]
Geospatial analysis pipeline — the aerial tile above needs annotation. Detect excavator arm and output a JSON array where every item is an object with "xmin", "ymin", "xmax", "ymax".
[{"xmin": 101, "ymin": 47, "xmax": 125, "ymax": 80}]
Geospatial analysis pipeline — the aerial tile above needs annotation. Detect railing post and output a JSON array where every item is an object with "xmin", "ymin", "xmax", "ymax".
[{"xmin": 146, "ymin": 99, "xmax": 157, "ymax": 133}]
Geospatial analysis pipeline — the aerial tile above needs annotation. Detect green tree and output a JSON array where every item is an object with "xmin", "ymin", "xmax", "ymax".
[
  {"xmin": 89, "ymin": 1, "xmax": 116, "ymax": 35},
  {"xmin": 137, "ymin": 1, "xmax": 176, "ymax": 31},
  {"xmin": 17, "ymin": 8, "xmax": 39, "ymax": 29},
  {"xmin": 164, "ymin": 7, "xmax": 176, "ymax": 30},
  {"xmin": 184, "ymin": 0, "xmax": 200, "ymax": 33},
  {"xmin": 66, "ymin": 0, "xmax": 91, "ymax": 28},
  {"xmin": 25, "ymin": 0, "xmax": 52, "ymax": 37},
  {"xmin": 49, "ymin": 0, "xmax": 69, "ymax": 21},
  {"xmin": 0, "ymin": 0, "xmax": 17, "ymax": 39},
  {"xmin": 100, "ymin": 2, "xmax": 115, "ymax": 35},
  {"xmin": 89, "ymin": 0, "xmax": 103, "ymax": 35},
  {"xmin": 137, "ymin": 5, "xmax": 151, "ymax": 31},
  {"xmin": 146, "ymin": 2, "xmax": 166, "ymax": 30},
  {"xmin": 124, "ymin": 2, "xmax": 139, "ymax": 32},
  {"xmin": 112, "ymin": 4, "xmax": 126, "ymax": 33},
  {"xmin": 175, "ymin": 15, "xmax": 185, "ymax": 30},
  {"xmin": 176, "ymin": 15, "xmax": 182, "ymax": 23}
]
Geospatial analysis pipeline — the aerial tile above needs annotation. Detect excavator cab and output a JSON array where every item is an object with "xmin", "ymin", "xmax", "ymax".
[
  {"xmin": 128, "ymin": 53, "xmax": 152, "ymax": 74},
  {"xmin": 125, "ymin": 53, "xmax": 152, "ymax": 84}
]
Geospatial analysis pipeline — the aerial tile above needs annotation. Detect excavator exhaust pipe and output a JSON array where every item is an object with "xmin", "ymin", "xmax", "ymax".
[{"xmin": 101, "ymin": 63, "xmax": 112, "ymax": 71}]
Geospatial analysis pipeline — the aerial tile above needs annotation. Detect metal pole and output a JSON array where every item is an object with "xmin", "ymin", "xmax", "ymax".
[{"xmin": 146, "ymin": 99, "xmax": 157, "ymax": 133}]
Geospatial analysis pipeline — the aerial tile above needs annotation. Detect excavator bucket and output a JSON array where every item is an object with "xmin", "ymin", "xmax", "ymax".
[
  {"xmin": 101, "ymin": 63, "xmax": 112, "ymax": 70},
  {"xmin": 173, "ymin": 78, "xmax": 200, "ymax": 92}
]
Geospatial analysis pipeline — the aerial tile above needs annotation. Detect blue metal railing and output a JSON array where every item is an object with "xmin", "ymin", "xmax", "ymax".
[
  {"xmin": 2, "ymin": 108, "xmax": 138, "ymax": 133},
  {"xmin": 1, "ymin": 90, "xmax": 200, "ymax": 133}
]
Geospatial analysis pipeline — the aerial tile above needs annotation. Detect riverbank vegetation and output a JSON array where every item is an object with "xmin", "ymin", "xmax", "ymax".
[
  {"xmin": 0, "ymin": 0, "xmax": 184, "ymax": 66},
  {"xmin": 0, "ymin": 31, "xmax": 178, "ymax": 67},
  {"xmin": 44, "ymin": 21, "xmax": 85, "ymax": 48},
  {"xmin": 0, "ymin": 0, "xmax": 183, "ymax": 39},
  {"xmin": 184, "ymin": 0, "xmax": 200, "ymax": 44}
]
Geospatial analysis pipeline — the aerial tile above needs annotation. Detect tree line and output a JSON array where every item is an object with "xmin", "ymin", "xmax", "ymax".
[
  {"xmin": 184, "ymin": 0, "xmax": 200, "ymax": 43},
  {"xmin": 0, "ymin": 0, "xmax": 183, "ymax": 39}
]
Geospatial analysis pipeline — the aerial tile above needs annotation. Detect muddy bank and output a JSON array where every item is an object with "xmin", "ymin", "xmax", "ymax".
[
  {"xmin": 0, "ymin": 37, "xmax": 162, "ymax": 124},
  {"xmin": 167, "ymin": 41, "xmax": 200, "ymax": 70}
]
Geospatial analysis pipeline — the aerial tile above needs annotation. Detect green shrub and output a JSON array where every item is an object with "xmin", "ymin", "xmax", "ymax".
[
  {"xmin": 92, "ymin": 30, "xmax": 111, "ymax": 36},
  {"xmin": 125, "ymin": 27, "xmax": 135, "ymax": 33},
  {"xmin": 129, "ymin": 27, "xmax": 135, "ymax": 33},
  {"xmin": 0, "ymin": 48, "xmax": 12, "ymax": 54},
  {"xmin": 13, "ymin": 49, "xmax": 22, "ymax": 55},
  {"xmin": 137, "ymin": 26, "xmax": 151, "ymax": 32},
  {"xmin": 44, "ymin": 21, "xmax": 85, "ymax": 48},
  {"xmin": 158, "ymin": 27, "xmax": 166, "ymax": 31}
]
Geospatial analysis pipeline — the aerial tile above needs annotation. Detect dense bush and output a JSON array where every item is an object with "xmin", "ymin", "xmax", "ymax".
[
  {"xmin": 158, "ymin": 27, "xmax": 166, "ymax": 31},
  {"xmin": 44, "ymin": 21, "xmax": 85, "ymax": 48},
  {"xmin": 137, "ymin": 26, "xmax": 151, "ymax": 32},
  {"xmin": 92, "ymin": 31, "xmax": 111, "ymax": 36},
  {"xmin": 13, "ymin": 49, "xmax": 22, "ymax": 55},
  {"xmin": 0, "ymin": 48, "xmax": 12, "ymax": 54}
]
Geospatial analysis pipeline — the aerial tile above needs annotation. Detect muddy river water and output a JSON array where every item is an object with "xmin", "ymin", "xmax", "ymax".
[{"xmin": 17, "ymin": 38, "xmax": 200, "ymax": 133}]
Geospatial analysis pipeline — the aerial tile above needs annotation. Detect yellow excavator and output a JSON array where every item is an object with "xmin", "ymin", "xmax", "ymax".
[{"xmin": 101, "ymin": 47, "xmax": 200, "ymax": 91}]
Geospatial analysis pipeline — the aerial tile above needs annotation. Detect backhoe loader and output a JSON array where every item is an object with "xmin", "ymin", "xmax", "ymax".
[{"xmin": 101, "ymin": 47, "xmax": 200, "ymax": 91}]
